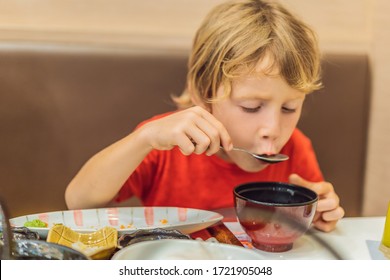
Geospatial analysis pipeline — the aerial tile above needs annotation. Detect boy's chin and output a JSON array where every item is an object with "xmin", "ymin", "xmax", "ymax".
[
  {"xmin": 216, "ymin": 150, "xmax": 270, "ymax": 172},
  {"xmin": 235, "ymin": 161, "xmax": 269, "ymax": 173}
]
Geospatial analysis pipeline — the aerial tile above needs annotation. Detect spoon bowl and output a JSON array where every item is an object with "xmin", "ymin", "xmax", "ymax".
[{"xmin": 221, "ymin": 146, "xmax": 289, "ymax": 164}]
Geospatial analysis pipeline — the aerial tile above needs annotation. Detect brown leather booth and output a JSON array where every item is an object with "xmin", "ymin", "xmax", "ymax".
[{"xmin": 0, "ymin": 45, "xmax": 370, "ymax": 218}]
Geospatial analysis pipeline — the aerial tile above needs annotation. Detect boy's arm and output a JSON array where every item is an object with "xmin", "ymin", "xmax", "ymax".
[
  {"xmin": 65, "ymin": 106, "xmax": 232, "ymax": 210},
  {"xmin": 65, "ymin": 128, "xmax": 153, "ymax": 210}
]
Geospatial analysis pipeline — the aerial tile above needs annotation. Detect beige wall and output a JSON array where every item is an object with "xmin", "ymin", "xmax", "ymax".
[
  {"xmin": 362, "ymin": 0, "xmax": 390, "ymax": 216},
  {"xmin": 0, "ymin": 0, "xmax": 389, "ymax": 216},
  {"xmin": 0, "ymin": 0, "xmax": 373, "ymax": 52}
]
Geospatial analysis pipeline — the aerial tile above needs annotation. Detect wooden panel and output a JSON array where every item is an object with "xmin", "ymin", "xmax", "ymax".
[{"xmin": 298, "ymin": 53, "xmax": 370, "ymax": 217}]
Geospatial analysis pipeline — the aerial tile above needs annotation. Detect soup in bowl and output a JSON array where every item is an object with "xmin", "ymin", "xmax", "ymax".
[{"xmin": 234, "ymin": 182, "xmax": 318, "ymax": 252}]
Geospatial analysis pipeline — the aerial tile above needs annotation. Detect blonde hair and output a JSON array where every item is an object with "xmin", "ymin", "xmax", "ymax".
[{"xmin": 173, "ymin": 0, "xmax": 322, "ymax": 108}]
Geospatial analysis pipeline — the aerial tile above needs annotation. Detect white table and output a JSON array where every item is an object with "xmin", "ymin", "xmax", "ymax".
[{"xmin": 225, "ymin": 216, "xmax": 387, "ymax": 260}]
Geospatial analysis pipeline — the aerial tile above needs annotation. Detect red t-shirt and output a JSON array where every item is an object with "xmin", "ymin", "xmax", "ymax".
[{"xmin": 116, "ymin": 112, "xmax": 323, "ymax": 210}]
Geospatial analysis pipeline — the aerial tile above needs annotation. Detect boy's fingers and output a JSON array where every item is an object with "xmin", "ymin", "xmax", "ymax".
[
  {"xmin": 313, "ymin": 219, "xmax": 338, "ymax": 232},
  {"xmin": 177, "ymin": 135, "xmax": 196, "ymax": 155},
  {"xmin": 194, "ymin": 107, "xmax": 232, "ymax": 151},
  {"xmin": 289, "ymin": 174, "xmax": 333, "ymax": 196},
  {"xmin": 316, "ymin": 196, "xmax": 339, "ymax": 212},
  {"xmin": 321, "ymin": 206, "xmax": 345, "ymax": 222},
  {"xmin": 289, "ymin": 173, "xmax": 312, "ymax": 188},
  {"xmin": 191, "ymin": 116, "xmax": 222, "ymax": 155}
]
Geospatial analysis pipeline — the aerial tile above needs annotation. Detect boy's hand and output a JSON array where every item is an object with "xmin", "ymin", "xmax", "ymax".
[
  {"xmin": 140, "ymin": 106, "xmax": 232, "ymax": 156},
  {"xmin": 288, "ymin": 173, "xmax": 345, "ymax": 232}
]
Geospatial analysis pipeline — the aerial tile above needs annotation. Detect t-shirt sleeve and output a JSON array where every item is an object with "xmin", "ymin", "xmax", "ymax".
[{"xmin": 113, "ymin": 113, "xmax": 175, "ymax": 203}]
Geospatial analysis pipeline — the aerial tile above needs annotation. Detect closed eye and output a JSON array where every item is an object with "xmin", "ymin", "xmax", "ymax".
[
  {"xmin": 282, "ymin": 107, "xmax": 296, "ymax": 113},
  {"xmin": 241, "ymin": 106, "xmax": 261, "ymax": 113}
]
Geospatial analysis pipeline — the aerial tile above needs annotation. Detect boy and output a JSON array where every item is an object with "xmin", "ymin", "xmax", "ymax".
[{"xmin": 65, "ymin": 0, "xmax": 344, "ymax": 232}]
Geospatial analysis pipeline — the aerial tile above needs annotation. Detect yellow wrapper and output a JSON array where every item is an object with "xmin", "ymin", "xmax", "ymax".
[
  {"xmin": 380, "ymin": 202, "xmax": 390, "ymax": 258},
  {"xmin": 47, "ymin": 224, "xmax": 118, "ymax": 259}
]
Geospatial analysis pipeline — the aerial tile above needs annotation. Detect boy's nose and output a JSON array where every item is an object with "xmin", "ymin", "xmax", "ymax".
[{"xmin": 258, "ymin": 111, "xmax": 281, "ymax": 141}]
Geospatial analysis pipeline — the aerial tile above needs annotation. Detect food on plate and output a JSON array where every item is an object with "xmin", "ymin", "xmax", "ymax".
[
  {"xmin": 120, "ymin": 223, "xmax": 134, "ymax": 229},
  {"xmin": 71, "ymin": 241, "xmax": 103, "ymax": 257},
  {"xmin": 119, "ymin": 219, "xmax": 168, "ymax": 229},
  {"xmin": 118, "ymin": 228, "xmax": 190, "ymax": 248},
  {"xmin": 46, "ymin": 224, "xmax": 118, "ymax": 259},
  {"xmin": 23, "ymin": 219, "xmax": 48, "ymax": 228}
]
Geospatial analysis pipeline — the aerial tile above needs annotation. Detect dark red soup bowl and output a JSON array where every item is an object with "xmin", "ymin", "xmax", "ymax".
[{"xmin": 234, "ymin": 182, "xmax": 318, "ymax": 252}]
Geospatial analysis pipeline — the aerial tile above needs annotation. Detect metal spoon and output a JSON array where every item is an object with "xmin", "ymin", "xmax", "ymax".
[{"xmin": 220, "ymin": 146, "xmax": 289, "ymax": 164}]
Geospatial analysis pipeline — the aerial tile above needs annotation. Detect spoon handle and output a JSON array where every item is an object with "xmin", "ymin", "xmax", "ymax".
[{"xmin": 219, "ymin": 145, "xmax": 289, "ymax": 163}]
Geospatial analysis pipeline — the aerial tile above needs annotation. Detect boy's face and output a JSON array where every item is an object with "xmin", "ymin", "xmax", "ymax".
[{"xmin": 210, "ymin": 66, "xmax": 305, "ymax": 172}]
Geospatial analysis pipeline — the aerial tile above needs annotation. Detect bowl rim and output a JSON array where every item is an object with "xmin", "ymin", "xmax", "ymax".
[{"xmin": 233, "ymin": 181, "xmax": 318, "ymax": 207}]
